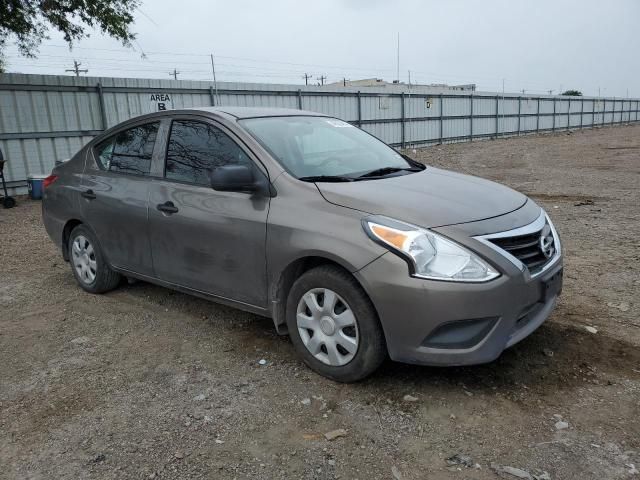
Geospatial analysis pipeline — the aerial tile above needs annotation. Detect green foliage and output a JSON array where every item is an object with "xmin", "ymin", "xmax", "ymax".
[
  {"xmin": 0, "ymin": 0, "xmax": 139, "ymax": 59},
  {"xmin": 562, "ymin": 90, "xmax": 583, "ymax": 96}
]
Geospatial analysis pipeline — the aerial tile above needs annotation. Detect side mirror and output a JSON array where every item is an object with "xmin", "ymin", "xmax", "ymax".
[{"xmin": 210, "ymin": 165, "xmax": 256, "ymax": 192}]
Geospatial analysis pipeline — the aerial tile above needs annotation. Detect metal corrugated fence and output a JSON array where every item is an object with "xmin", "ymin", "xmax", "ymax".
[{"xmin": 1, "ymin": 73, "xmax": 639, "ymax": 194}]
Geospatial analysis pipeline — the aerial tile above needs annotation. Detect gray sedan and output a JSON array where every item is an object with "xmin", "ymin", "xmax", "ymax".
[{"xmin": 42, "ymin": 107, "xmax": 562, "ymax": 382}]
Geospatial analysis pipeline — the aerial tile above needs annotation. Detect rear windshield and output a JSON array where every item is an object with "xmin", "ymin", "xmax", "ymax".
[{"xmin": 239, "ymin": 116, "xmax": 411, "ymax": 178}]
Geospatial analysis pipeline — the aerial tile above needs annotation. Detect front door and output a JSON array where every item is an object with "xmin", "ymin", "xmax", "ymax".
[
  {"xmin": 81, "ymin": 121, "xmax": 160, "ymax": 276},
  {"xmin": 147, "ymin": 118, "xmax": 270, "ymax": 307}
]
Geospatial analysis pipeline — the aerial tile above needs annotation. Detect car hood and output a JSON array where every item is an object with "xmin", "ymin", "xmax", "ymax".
[{"xmin": 316, "ymin": 167, "xmax": 528, "ymax": 228}]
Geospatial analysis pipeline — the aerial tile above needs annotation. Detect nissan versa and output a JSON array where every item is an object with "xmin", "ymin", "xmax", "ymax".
[{"xmin": 42, "ymin": 107, "xmax": 563, "ymax": 382}]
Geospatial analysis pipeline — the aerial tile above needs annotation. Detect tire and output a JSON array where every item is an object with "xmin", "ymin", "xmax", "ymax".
[
  {"xmin": 68, "ymin": 224, "xmax": 121, "ymax": 294},
  {"xmin": 2, "ymin": 196, "xmax": 16, "ymax": 209},
  {"xmin": 286, "ymin": 265, "xmax": 387, "ymax": 382}
]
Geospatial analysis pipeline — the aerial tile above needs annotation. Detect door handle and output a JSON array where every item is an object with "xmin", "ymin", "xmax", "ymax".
[
  {"xmin": 81, "ymin": 189, "xmax": 96, "ymax": 200},
  {"xmin": 156, "ymin": 201, "xmax": 179, "ymax": 214}
]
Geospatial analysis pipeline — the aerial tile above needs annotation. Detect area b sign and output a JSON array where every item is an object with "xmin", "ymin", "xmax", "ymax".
[{"xmin": 150, "ymin": 93, "xmax": 173, "ymax": 111}]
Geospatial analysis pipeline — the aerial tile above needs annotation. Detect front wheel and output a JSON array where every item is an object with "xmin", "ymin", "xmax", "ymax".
[
  {"xmin": 286, "ymin": 265, "xmax": 387, "ymax": 382},
  {"xmin": 68, "ymin": 225, "xmax": 121, "ymax": 294}
]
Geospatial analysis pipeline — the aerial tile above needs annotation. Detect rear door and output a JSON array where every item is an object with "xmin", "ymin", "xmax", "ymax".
[
  {"xmin": 147, "ymin": 116, "xmax": 270, "ymax": 306},
  {"xmin": 81, "ymin": 121, "xmax": 161, "ymax": 275}
]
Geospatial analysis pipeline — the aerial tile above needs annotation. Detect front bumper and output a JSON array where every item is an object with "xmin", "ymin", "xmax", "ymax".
[{"xmin": 354, "ymin": 216, "xmax": 563, "ymax": 367}]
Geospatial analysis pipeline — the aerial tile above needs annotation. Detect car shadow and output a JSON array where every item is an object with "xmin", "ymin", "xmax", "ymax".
[
  {"xmin": 117, "ymin": 281, "xmax": 640, "ymax": 395},
  {"xmin": 367, "ymin": 321, "xmax": 640, "ymax": 395}
]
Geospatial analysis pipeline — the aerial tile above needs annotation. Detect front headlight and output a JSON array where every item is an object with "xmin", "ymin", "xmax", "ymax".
[{"xmin": 363, "ymin": 217, "xmax": 500, "ymax": 282}]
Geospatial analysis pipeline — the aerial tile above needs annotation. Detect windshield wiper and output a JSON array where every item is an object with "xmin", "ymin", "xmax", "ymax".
[
  {"xmin": 298, "ymin": 175, "xmax": 354, "ymax": 183},
  {"xmin": 356, "ymin": 166, "xmax": 420, "ymax": 179}
]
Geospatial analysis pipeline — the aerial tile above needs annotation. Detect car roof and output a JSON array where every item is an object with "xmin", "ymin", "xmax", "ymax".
[{"xmin": 186, "ymin": 106, "xmax": 328, "ymax": 119}]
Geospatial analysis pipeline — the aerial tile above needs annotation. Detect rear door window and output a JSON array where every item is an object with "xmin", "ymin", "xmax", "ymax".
[
  {"xmin": 95, "ymin": 122, "xmax": 160, "ymax": 175},
  {"xmin": 165, "ymin": 120, "xmax": 251, "ymax": 186}
]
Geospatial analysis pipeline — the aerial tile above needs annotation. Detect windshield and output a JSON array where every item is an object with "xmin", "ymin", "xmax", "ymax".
[{"xmin": 239, "ymin": 116, "xmax": 416, "ymax": 180}]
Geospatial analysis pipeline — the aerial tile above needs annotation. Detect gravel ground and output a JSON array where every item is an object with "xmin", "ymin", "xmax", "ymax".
[{"xmin": 1, "ymin": 124, "xmax": 639, "ymax": 480}]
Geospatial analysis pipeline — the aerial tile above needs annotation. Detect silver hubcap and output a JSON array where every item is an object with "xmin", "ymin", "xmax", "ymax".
[
  {"xmin": 296, "ymin": 288, "xmax": 358, "ymax": 366},
  {"xmin": 72, "ymin": 235, "xmax": 97, "ymax": 284}
]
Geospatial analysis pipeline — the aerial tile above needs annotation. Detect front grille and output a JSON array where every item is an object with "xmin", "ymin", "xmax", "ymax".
[{"xmin": 488, "ymin": 222, "xmax": 555, "ymax": 275}]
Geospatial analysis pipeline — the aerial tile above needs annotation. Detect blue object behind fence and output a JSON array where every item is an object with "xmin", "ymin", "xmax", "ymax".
[{"xmin": 27, "ymin": 174, "xmax": 48, "ymax": 200}]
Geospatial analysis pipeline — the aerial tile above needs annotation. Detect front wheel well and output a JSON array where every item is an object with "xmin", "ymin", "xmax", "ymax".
[
  {"xmin": 61, "ymin": 219, "xmax": 83, "ymax": 261},
  {"xmin": 271, "ymin": 256, "xmax": 366, "ymax": 335}
]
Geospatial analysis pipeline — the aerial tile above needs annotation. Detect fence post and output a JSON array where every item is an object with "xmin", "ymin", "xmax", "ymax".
[
  {"xmin": 536, "ymin": 97, "xmax": 540, "ymax": 132},
  {"xmin": 621, "ymin": 100, "xmax": 624, "ymax": 123},
  {"xmin": 580, "ymin": 97, "xmax": 584, "ymax": 129},
  {"xmin": 620, "ymin": 100, "xmax": 623, "ymax": 124},
  {"xmin": 517, "ymin": 96, "xmax": 521, "ymax": 136},
  {"xmin": 567, "ymin": 98, "xmax": 571, "ymax": 130},
  {"xmin": 495, "ymin": 94, "xmax": 499, "ymax": 139},
  {"xmin": 209, "ymin": 86, "xmax": 216, "ymax": 106},
  {"xmin": 552, "ymin": 98, "xmax": 556, "ymax": 132},
  {"xmin": 611, "ymin": 99, "xmax": 614, "ymax": 126},
  {"xmin": 297, "ymin": 89, "xmax": 303, "ymax": 110},
  {"xmin": 469, "ymin": 93, "xmax": 474, "ymax": 142},
  {"xmin": 439, "ymin": 94, "xmax": 444, "ymax": 144},
  {"xmin": 357, "ymin": 91, "xmax": 362, "ymax": 127},
  {"xmin": 400, "ymin": 92, "xmax": 406, "ymax": 149},
  {"xmin": 96, "ymin": 82, "xmax": 108, "ymax": 130}
]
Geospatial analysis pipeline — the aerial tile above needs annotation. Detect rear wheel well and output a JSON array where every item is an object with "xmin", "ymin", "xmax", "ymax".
[
  {"xmin": 61, "ymin": 219, "xmax": 83, "ymax": 261},
  {"xmin": 271, "ymin": 257, "xmax": 361, "ymax": 335}
]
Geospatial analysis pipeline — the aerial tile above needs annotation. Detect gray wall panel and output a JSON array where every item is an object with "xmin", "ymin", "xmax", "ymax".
[{"xmin": 1, "ymin": 73, "xmax": 638, "ymax": 193}]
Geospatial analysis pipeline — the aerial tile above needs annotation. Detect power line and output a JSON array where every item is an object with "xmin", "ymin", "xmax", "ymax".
[
  {"xmin": 13, "ymin": 42, "xmax": 616, "ymax": 96},
  {"xmin": 5, "ymin": 44, "xmax": 593, "ymax": 95},
  {"xmin": 6, "ymin": 44, "xmax": 537, "ymax": 87},
  {"xmin": 25, "ymin": 43, "xmax": 398, "ymax": 73}
]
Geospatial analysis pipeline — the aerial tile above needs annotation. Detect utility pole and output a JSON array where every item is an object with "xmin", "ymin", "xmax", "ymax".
[
  {"xmin": 408, "ymin": 70, "xmax": 411, "ymax": 88},
  {"xmin": 396, "ymin": 32, "xmax": 400, "ymax": 83},
  {"xmin": 521, "ymin": 89, "xmax": 526, "ymax": 94},
  {"xmin": 302, "ymin": 73, "xmax": 312, "ymax": 86},
  {"xmin": 317, "ymin": 75, "xmax": 327, "ymax": 86},
  {"xmin": 548, "ymin": 89, "xmax": 554, "ymax": 95},
  {"xmin": 342, "ymin": 77, "xmax": 349, "ymax": 87},
  {"xmin": 169, "ymin": 68, "xmax": 180, "ymax": 80},
  {"xmin": 210, "ymin": 54, "xmax": 219, "ymax": 104},
  {"xmin": 65, "ymin": 60, "xmax": 88, "ymax": 77}
]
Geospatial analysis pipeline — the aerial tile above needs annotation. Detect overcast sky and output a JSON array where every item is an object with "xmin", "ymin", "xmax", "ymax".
[{"xmin": 4, "ymin": 0, "xmax": 639, "ymax": 96}]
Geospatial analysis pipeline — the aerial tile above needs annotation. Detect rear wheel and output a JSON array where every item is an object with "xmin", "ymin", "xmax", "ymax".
[
  {"xmin": 286, "ymin": 265, "xmax": 386, "ymax": 382},
  {"xmin": 68, "ymin": 225, "xmax": 121, "ymax": 293}
]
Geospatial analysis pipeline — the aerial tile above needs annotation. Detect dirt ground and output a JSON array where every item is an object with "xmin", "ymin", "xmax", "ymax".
[{"xmin": 1, "ymin": 125, "xmax": 639, "ymax": 480}]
